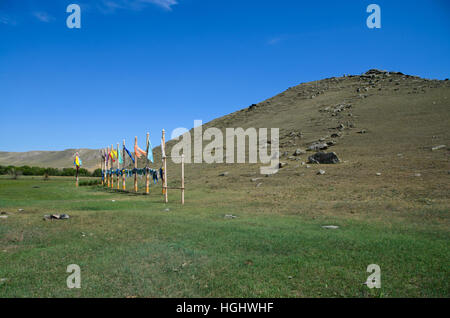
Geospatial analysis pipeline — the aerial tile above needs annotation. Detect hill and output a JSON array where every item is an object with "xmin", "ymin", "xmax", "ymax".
[
  {"xmin": 1, "ymin": 69, "xmax": 449, "ymax": 180},
  {"xmin": 0, "ymin": 148, "xmax": 101, "ymax": 171},
  {"xmin": 157, "ymin": 69, "xmax": 449, "ymax": 192}
]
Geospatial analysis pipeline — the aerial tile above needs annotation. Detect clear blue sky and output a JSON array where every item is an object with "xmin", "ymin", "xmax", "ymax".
[{"xmin": 1, "ymin": 0, "xmax": 449, "ymax": 152}]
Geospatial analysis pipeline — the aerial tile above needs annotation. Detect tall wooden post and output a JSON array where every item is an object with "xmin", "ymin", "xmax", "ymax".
[
  {"xmin": 122, "ymin": 139, "xmax": 126, "ymax": 190},
  {"xmin": 76, "ymin": 166, "xmax": 79, "ymax": 187},
  {"xmin": 103, "ymin": 150, "xmax": 106, "ymax": 186},
  {"xmin": 181, "ymin": 154, "xmax": 184, "ymax": 205},
  {"xmin": 134, "ymin": 136, "xmax": 138, "ymax": 193},
  {"xmin": 107, "ymin": 147, "xmax": 110, "ymax": 187},
  {"xmin": 162, "ymin": 129, "xmax": 168, "ymax": 203},
  {"xmin": 116, "ymin": 143, "xmax": 120, "ymax": 190},
  {"xmin": 110, "ymin": 144, "xmax": 114, "ymax": 188},
  {"xmin": 146, "ymin": 132, "xmax": 150, "ymax": 194},
  {"xmin": 101, "ymin": 151, "xmax": 104, "ymax": 186},
  {"xmin": 161, "ymin": 131, "xmax": 164, "ymax": 196},
  {"xmin": 105, "ymin": 148, "xmax": 108, "ymax": 187}
]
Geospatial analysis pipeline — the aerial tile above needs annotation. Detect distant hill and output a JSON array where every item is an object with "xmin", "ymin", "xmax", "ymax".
[{"xmin": 0, "ymin": 148, "xmax": 102, "ymax": 171}]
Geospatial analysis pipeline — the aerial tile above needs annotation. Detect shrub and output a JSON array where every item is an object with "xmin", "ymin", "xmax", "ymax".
[
  {"xmin": 0, "ymin": 165, "xmax": 100, "ymax": 178},
  {"xmin": 92, "ymin": 168, "xmax": 102, "ymax": 177}
]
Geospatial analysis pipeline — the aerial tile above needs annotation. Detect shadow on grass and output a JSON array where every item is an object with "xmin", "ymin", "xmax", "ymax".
[{"xmin": 89, "ymin": 186, "xmax": 158, "ymax": 197}]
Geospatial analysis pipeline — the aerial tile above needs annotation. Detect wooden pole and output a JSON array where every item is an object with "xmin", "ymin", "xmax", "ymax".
[
  {"xmin": 101, "ymin": 151, "xmax": 104, "ymax": 186},
  {"xmin": 134, "ymin": 136, "xmax": 138, "ymax": 193},
  {"xmin": 146, "ymin": 132, "xmax": 150, "ymax": 194},
  {"xmin": 161, "ymin": 131, "xmax": 164, "ymax": 196},
  {"xmin": 122, "ymin": 139, "xmax": 126, "ymax": 190},
  {"xmin": 107, "ymin": 147, "xmax": 110, "ymax": 187},
  {"xmin": 105, "ymin": 148, "xmax": 108, "ymax": 187},
  {"xmin": 116, "ymin": 143, "xmax": 120, "ymax": 190},
  {"xmin": 181, "ymin": 154, "xmax": 184, "ymax": 205},
  {"xmin": 76, "ymin": 166, "xmax": 79, "ymax": 187},
  {"xmin": 103, "ymin": 149, "xmax": 104, "ymax": 186},
  {"xmin": 162, "ymin": 129, "xmax": 168, "ymax": 203},
  {"xmin": 104, "ymin": 149, "xmax": 107, "ymax": 187},
  {"xmin": 111, "ymin": 144, "xmax": 114, "ymax": 188}
]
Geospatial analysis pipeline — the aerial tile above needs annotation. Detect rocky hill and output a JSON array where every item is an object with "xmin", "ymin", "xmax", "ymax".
[
  {"xmin": 2, "ymin": 69, "xmax": 449, "ymax": 181},
  {"xmin": 156, "ymin": 69, "xmax": 449, "ymax": 200}
]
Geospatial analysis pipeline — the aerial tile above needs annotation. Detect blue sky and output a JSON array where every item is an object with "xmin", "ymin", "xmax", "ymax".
[{"xmin": 1, "ymin": 0, "xmax": 449, "ymax": 152}]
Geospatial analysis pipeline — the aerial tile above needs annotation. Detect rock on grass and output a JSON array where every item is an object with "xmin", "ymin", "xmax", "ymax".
[
  {"xmin": 308, "ymin": 152, "xmax": 340, "ymax": 164},
  {"xmin": 322, "ymin": 225, "xmax": 339, "ymax": 229},
  {"xmin": 431, "ymin": 145, "xmax": 446, "ymax": 151}
]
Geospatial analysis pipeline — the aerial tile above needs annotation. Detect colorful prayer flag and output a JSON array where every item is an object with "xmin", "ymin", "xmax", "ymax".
[
  {"xmin": 147, "ymin": 137, "xmax": 154, "ymax": 163},
  {"xmin": 118, "ymin": 148, "xmax": 123, "ymax": 164},
  {"xmin": 134, "ymin": 140, "xmax": 147, "ymax": 159}
]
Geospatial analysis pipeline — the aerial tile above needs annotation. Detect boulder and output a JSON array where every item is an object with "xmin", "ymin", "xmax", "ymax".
[
  {"xmin": 322, "ymin": 225, "xmax": 339, "ymax": 229},
  {"xmin": 43, "ymin": 214, "xmax": 70, "ymax": 220},
  {"xmin": 293, "ymin": 149, "xmax": 306, "ymax": 156},
  {"xmin": 365, "ymin": 69, "xmax": 387, "ymax": 75},
  {"xmin": 308, "ymin": 143, "xmax": 328, "ymax": 151},
  {"xmin": 431, "ymin": 145, "xmax": 446, "ymax": 151},
  {"xmin": 308, "ymin": 152, "xmax": 340, "ymax": 164}
]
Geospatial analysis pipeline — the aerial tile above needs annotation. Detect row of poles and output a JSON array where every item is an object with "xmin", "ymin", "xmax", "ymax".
[{"xmin": 99, "ymin": 129, "xmax": 185, "ymax": 204}]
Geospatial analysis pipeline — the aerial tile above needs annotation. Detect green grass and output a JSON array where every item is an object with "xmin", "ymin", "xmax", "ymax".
[{"xmin": 0, "ymin": 176, "xmax": 448, "ymax": 297}]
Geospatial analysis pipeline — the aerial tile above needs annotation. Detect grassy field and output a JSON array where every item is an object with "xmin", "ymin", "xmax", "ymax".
[
  {"xmin": 0, "ymin": 174, "xmax": 448, "ymax": 298},
  {"xmin": 1, "ymin": 72, "xmax": 449, "ymax": 297}
]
